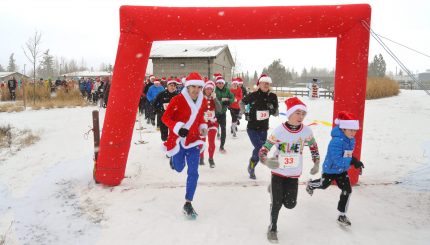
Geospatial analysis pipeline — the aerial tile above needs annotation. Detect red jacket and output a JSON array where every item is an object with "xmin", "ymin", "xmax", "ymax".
[
  {"xmin": 162, "ymin": 89, "xmax": 207, "ymax": 157},
  {"xmin": 203, "ymin": 95, "xmax": 219, "ymax": 130},
  {"xmin": 229, "ymin": 87, "xmax": 243, "ymax": 109}
]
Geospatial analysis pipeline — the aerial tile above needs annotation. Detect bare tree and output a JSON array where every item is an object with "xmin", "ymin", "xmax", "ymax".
[{"xmin": 23, "ymin": 30, "xmax": 42, "ymax": 105}]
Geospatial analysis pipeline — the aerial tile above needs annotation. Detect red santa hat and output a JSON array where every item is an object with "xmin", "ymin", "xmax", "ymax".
[
  {"xmin": 257, "ymin": 74, "xmax": 272, "ymax": 85},
  {"xmin": 236, "ymin": 77, "xmax": 244, "ymax": 84},
  {"xmin": 231, "ymin": 78, "xmax": 240, "ymax": 85},
  {"xmin": 185, "ymin": 72, "xmax": 205, "ymax": 87},
  {"xmin": 335, "ymin": 111, "xmax": 360, "ymax": 130},
  {"xmin": 167, "ymin": 78, "xmax": 177, "ymax": 86},
  {"xmin": 204, "ymin": 80, "xmax": 215, "ymax": 90},
  {"xmin": 215, "ymin": 76, "xmax": 225, "ymax": 84},
  {"xmin": 175, "ymin": 78, "xmax": 182, "ymax": 85},
  {"xmin": 154, "ymin": 79, "xmax": 161, "ymax": 84},
  {"xmin": 149, "ymin": 75, "xmax": 155, "ymax": 80},
  {"xmin": 213, "ymin": 73, "xmax": 222, "ymax": 78},
  {"xmin": 285, "ymin": 97, "xmax": 307, "ymax": 118}
]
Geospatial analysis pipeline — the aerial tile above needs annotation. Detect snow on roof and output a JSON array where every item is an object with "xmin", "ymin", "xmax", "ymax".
[
  {"xmin": 0, "ymin": 72, "xmax": 20, "ymax": 78},
  {"xmin": 61, "ymin": 71, "xmax": 112, "ymax": 77},
  {"xmin": 150, "ymin": 44, "xmax": 228, "ymax": 58}
]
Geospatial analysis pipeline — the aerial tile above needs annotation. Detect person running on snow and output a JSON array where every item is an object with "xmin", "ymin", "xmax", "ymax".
[
  {"xmin": 306, "ymin": 111, "xmax": 364, "ymax": 226},
  {"xmin": 152, "ymin": 78, "xmax": 179, "ymax": 142},
  {"xmin": 162, "ymin": 72, "xmax": 208, "ymax": 219},
  {"xmin": 147, "ymin": 79, "xmax": 165, "ymax": 127},
  {"xmin": 258, "ymin": 97, "xmax": 320, "ymax": 243},
  {"xmin": 214, "ymin": 75, "xmax": 234, "ymax": 154},
  {"xmin": 7, "ymin": 76, "xmax": 17, "ymax": 101},
  {"xmin": 237, "ymin": 77, "xmax": 248, "ymax": 97},
  {"xmin": 200, "ymin": 80, "xmax": 222, "ymax": 167},
  {"xmin": 229, "ymin": 78, "xmax": 243, "ymax": 137},
  {"xmin": 144, "ymin": 75, "xmax": 155, "ymax": 123},
  {"xmin": 240, "ymin": 74, "xmax": 279, "ymax": 179}
]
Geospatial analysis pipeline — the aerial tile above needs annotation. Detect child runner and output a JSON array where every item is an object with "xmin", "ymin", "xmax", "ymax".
[
  {"xmin": 306, "ymin": 111, "xmax": 365, "ymax": 226},
  {"xmin": 258, "ymin": 97, "xmax": 320, "ymax": 243}
]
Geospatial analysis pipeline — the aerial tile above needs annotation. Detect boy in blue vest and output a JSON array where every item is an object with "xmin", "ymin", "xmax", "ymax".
[{"xmin": 306, "ymin": 111, "xmax": 365, "ymax": 226}]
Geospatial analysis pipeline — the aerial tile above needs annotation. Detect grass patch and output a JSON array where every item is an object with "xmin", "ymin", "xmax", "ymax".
[{"xmin": 366, "ymin": 77, "xmax": 400, "ymax": 100}]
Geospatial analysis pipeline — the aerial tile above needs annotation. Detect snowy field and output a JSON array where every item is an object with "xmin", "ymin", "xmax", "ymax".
[{"xmin": 0, "ymin": 90, "xmax": 429, "ymax": 245}]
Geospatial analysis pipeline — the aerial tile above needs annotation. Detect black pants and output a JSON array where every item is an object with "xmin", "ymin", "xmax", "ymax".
[
  {"xmin": 144, "ymin": 99, "xmax": 152, "ymax": 119},
  {"xmin": 269, "ymin": 174, "xmax": 298, "ymax": 232},
  {"xmin": 9, "ymin": 89, "xmax": 16, "ymax": 101},
  {"xmin": 229, "ymin": 108, "xmax": 240, "ymax": 124},
  {"xmin": 156, "ymin": 111, "xmax": 162, "ymax": 129},
  {"xmin": 216, "ymin": 113, "xmax": 226, "ymax": 149},
  {"xmin": 308, "ymin": 172, "xmax": 352, "ymax": 213},
  {"xmin": 159, "ymin": 116, "xmax": 169, "ymax": 141},
  {"xmin": 139, "ymin": 97, "xmax": 146, "ymax": 115}
]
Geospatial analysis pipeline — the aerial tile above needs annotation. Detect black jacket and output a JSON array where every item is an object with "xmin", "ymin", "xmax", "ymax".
[
  {"xmin": 152, "ymin": 90, "xmax": 178, "ymax": 113},
  {"xmin": 7, "ymin": 79, "xmax": 16, "ymax": 90},
  {"xmin": 241, "ymin": 89, "xmax": 279, "ymax": 131}
]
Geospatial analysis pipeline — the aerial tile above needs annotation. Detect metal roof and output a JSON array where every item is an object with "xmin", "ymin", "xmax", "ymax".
[
  {"xmin": 61, "ymin": 71, "xmax": 112, "ymax": 77},
  {"xmin": 150, "ymin": 44, "xmax": 228, "ymax": 59},
  {"xmin": 0, "ymin": 72, "xmax": 23, "ymax": 78}
]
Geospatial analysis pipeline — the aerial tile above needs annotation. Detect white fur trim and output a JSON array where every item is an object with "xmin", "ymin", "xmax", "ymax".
[
  {"xmin": 215, "ymin": 79, "xmax": 226, "ymax": 84},
  {"xmin": 208, "ymin": 126, "xmax": 218, "ymax": 131},
  {"xmin": 173, "ymin": 122, "xmax": 185, "ymax": 135},
  {"xmin": 285, "ymin": 104, "xmax": 307, "ymax": 118},
  {"xmin": 204, "ymin": 84, "xmax": 214, "ymax": 90},
  {"xmin": 181, "ymin": 88, "xmax": 203, "ymax": 130},
  {"xmin": 339, "ymin": 120, "xmax": 359, "ymax": 130},
  {"xmin": 232, "ymin": 80, "xmax": 240, "ymax": 84},
  {"xmin": 259, "ymin": 76, "xmax": 272, "ymax": 83},
  {"xmin": 185, "ymin": 79, "xmax": 205, "ymax": 87},
  {"xmin": 334, "ymin": 118, "xmax": 340, "ymax": 125},
  {"xmin": 199, "ymin": 123, "xmax": 208, "ymax": 130}
]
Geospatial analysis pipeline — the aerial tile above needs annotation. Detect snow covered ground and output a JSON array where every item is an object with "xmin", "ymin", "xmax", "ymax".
[{"xmin": 0, "ymin": 90, "xmax": 429, "ymax": 245}]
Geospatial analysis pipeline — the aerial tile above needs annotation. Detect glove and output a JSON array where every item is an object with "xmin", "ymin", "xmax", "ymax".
[
  {"xmin": 351, "ymin": 157, "xmax": 365, "ymax": 169},
  {"xmin": 222, "ymin": 100, "xmax": 230, "ymax": 106},
  {"xmin": 267, "ymin": 103, "xmax": 275, "ymax": 115},
  {"xmin": 310, "ymin": 161, "xmax": 319, "ymax": 175},
  {"xmin": 200, "ymin": 128, "xmax": 208, "ymax": 137},
  {"xmin": 351, "ymin": 157, "xmax": 364, "ymax": 175},
  {"xmin": 266, "ymin": 158, "xmax": 280, "ymax": 169},
  {"xmin": 178, "ymin": 128, "xmax": 189, "ymax": 137},
  {"xmin": 258, "ymin": 147, "xmax": 269, "ymax": 163}
]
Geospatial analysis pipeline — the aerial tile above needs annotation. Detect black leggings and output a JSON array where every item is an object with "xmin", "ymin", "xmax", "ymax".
[
  {"xmin": 216, "ymin": 113, "xmax": 226, "ymax": 149},
  {"xmin": 308, "ymin": 172, "xmax": 352, "ymax": 213},
  {"xmin": 230, "ymin": 108, "xmax": 240, "ymax": 124},
  {"xmin": 269, "ymin": 174, "xmax": 298, "ymax": 232}
]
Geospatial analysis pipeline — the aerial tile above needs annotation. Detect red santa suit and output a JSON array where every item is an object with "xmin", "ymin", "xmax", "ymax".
[{"xmin": 162, "ymin": 81, "xmax": 208, "ymax": 157}]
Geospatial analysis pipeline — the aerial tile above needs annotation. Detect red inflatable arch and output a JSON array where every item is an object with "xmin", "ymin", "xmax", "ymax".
[{"xmin": 95, "ymin": 4, "xmax": 371, "ymax": 186}]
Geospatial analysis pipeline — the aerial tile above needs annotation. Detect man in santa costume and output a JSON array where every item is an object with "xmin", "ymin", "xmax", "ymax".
[{"xmin": 162, "ymin": 72, "xmax": 208, "ymax": 218}]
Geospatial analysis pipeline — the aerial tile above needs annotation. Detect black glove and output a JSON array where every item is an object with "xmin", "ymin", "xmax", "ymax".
[
  {"xmin": 222, "ymin": 100, "xmax": 230, "ymax": 106},
  {"xmin": 351, "ymin": 157, "xmax": 364, "ymax": 172},
  {"xmin": 245, "ymin": 113, "xmax": 249, "ymax": 121},
  {"xmin": 267, "ymin": 103, "xmax": 275, "ymax": 115},
  {"xmin": 178, "ymin": 128, "xmax": 189, "ymax": 137}
]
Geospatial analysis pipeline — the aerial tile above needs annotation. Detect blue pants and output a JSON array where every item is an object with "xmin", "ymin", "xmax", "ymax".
[
  {"xmin": 172, "ymin": 144, "xmax": 200, "ymax": 201},
  {"xmin": 247, "ymin": 129, "xmax": 268, "ymax": 164}
]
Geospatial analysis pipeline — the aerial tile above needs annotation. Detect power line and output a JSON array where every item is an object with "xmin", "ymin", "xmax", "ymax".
[
  {"xmin": 361, "ymin": 20, "xmax": 430, "ymax": 96},
  {"xmin": 376, "ymin": 34, "xmax": 430, "ymax": 59}
]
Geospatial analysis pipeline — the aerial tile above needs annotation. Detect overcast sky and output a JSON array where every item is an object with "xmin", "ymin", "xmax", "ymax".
[{"xmin": 1, "ymin": 0, "xmax": 429, "ymax": 76}]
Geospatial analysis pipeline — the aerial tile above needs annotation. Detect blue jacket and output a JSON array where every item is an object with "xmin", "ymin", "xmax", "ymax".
[
  {"xmin": 322, "ymin": 126, "xmax": 356, "ymax": 174},
  {"xmin": 147, "ymin": 85, "xmax": 165, "ymax": 102}
]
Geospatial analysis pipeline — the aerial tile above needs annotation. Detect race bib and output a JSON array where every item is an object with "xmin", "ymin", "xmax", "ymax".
[
  {"xmin": 204, "ymin": 110, "xmax": 215, "ymax": 121},
  {"xmin": 344, "ymin": 150, "xmax": 353, "ymax": 158},
  {"xmin": 256, "ymin": 110, "xmax": 270, "ymax": 121},
  {"xmin": 163, "ymin": 103, "xmax": 169, "ymax": 110},
  {"xmin": 278, "ymin": 153, "xmax": 300, "ymax": 169}
]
